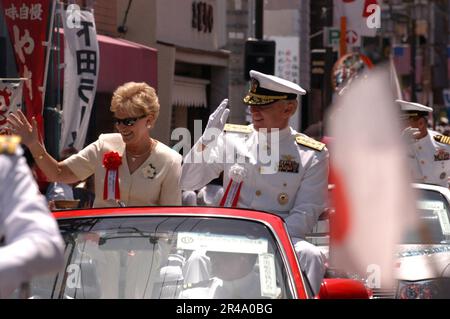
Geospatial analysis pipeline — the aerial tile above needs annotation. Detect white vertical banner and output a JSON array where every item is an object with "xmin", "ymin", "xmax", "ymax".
[
  {"xmin": 0, "ymin": 80, "xmax": 23, "ymax": 134},
  {"xmin": 267, "ymin": 36, "xmax": 300, "ymax": 131},
  {"xmin": 61, "ymin": 8, "xmax": 99, "ymax": 154}
]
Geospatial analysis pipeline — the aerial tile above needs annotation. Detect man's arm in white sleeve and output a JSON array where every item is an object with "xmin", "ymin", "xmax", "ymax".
[
  {"xmin": 0, "ymin": 155, "xmax": 65, "ymax": 298},
  {"xmin": 285, "ymin": 149, "xmax": 330, "ymax": 239},
  {"xmin": 180, "ymin": 136, "xmax": 225, "ymax": 191}
]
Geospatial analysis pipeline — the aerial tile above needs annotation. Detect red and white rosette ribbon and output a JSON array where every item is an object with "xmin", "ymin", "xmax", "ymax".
[
  {"xmin": 220, "ymin": 164, "xmax": 247, "ymax": 207},
  {"xmin": 103, "ymin": 151, "xmax": 122, "ymax": 200}
]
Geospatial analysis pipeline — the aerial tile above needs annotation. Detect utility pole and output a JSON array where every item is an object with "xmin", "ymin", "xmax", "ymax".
[
  {"xmin": 244, "ymin": 0, "xmax": 274, "ymax": 79},
  {"xmin": 255, "ymin": 0, "xmax": 263, "ymax": 39},
  {"xmin": 410, "ymin": 14, "xmax": 417, "ymax": 102},
  {"xmin": 432, "ymin": 0, "xmax": 449, "ymax": 113},
  {"xmin": 309, "ymin": 0, "xmax": 334, "ymax": 133}
]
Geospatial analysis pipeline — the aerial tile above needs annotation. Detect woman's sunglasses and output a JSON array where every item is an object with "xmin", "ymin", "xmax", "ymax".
[{"xmin": 112, "ymin": 115, "xmax": 146, "ymax": 126}]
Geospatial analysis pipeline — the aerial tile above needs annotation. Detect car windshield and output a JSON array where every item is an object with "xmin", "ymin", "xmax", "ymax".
[
  {"xmin": 403, "ymin": 189, "xmax": 450, "ymax": 245},
  {"xmin": 24, "ymin": 215, "xmax": 294, "ymax": 299}
]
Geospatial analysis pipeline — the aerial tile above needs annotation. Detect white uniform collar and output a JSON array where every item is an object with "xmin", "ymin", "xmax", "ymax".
[{"xmin": 250, "ymin": 125, "xmax": 292, "ymax": 143}]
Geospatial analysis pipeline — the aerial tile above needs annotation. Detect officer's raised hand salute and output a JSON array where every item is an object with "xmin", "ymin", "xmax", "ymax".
[
  {"xmin": 201, "ymin": 98, "xmax": 230, "ymax": 145},
  {"xmin": 0, "ymin": 135, "xmax": 64, "ymax": 298}
]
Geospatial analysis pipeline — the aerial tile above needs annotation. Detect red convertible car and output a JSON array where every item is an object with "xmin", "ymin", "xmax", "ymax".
[{"xmin": 21, "ymin": 207, "xmax": 370, "ymax": 299}]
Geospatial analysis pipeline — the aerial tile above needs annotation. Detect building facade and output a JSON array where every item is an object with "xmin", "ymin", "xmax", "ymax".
[
  {"xmin": 116, "ymin": 0, "xmax": 229, "ymax": 147},
  {"xmin": 264, "ymin": 0, "xmax": 310, "ymax": 131}
]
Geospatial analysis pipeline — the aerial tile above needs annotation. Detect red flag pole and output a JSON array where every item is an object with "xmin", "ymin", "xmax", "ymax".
[{"xmin": 339, "ymin": 16, "xmax": 347, "ymax": 58}]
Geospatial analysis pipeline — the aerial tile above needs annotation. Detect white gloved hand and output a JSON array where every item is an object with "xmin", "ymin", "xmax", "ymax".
[
  {"xmin": 201, "ymin": 99, "xmax": 230, "ymax": 145},
  {"xmin": 401, "ymin": 126, "xmax": 420, "ymax": 144}
]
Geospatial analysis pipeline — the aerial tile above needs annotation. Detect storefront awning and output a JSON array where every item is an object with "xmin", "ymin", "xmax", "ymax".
[
  {"xmin": 97, "ymin": 35, "xmax": 157, "ymax": 92},
  {"xmin": 58, "ymin": 31, "xmax": 157, "ymax": 92},
  {"xmin": 172, "ymin": 76, "xmax": 210, "ymax": 108}
]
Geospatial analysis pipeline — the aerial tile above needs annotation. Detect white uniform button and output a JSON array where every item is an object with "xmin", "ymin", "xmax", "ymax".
[
  {"xmin": 255, "ymin": 190, "xmax": 261, "ymax": 196},
  {"xmin": 420, "ymin": 160, "xmax": 425, "ymax": 165},
  {"xmin": 418, "ymin": 146, "xmax": 422, "ymax": 150}
]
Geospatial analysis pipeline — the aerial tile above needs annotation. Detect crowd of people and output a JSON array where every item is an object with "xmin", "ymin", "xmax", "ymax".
[{"xmin": 2, "ymin": 65, "xmax": 450, "ymax": 298}]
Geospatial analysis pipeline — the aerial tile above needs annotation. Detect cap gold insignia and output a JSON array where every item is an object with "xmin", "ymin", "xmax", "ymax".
[
  {"xmin": 278, "ymin": 193, "xmax": 289, "ymax": 205},
  {"xmin": 251, "ymin": 79, "xmax": 259, "ymax": 93}
]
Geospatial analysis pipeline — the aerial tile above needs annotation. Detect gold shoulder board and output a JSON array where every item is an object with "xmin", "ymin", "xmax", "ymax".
[
  {"xmin": 0, "ymin": 135, "xmax": 21, "ymax": 155},
  {"xmin": 296, "ymin": 135, "xmax": 325, "ymax": 152},
  {"xmin": 224, "ymin": 123, "xmax": 253, "ymax": 134},
  {"xmin": 434, "ymin": 135, "xmax": 450, "ymax": 145}
]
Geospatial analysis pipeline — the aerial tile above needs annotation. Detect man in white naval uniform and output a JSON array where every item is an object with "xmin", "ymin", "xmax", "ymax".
[
  {"xmin": 179, "ymin": 251, "xmax": 262, "ymax": 299},
  {"xmin": 0, "ymin": 135, "xmax": 64, "ymax": 298},
  {"xmin": 397, "ymin": 99, "xmax": 450, "ymax": 187},
  {"xmin": 181, "ymin": 70, "xmax": 329, "ymax": 296}
]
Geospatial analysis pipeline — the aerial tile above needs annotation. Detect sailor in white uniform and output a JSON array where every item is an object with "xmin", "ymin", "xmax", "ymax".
[
  {"xmin": 181, "ymin": 70, "xmax": 329, "ymax": 296},
  {"xmin": 0, "ymin": 135, "xmax": 64, "ymax": 298},
  {"xmin": 179, "ymin": 251, "xmax": 263, "ymax": 299},
  {"xmin": 397, "ymin": 99, "xmax": 450, "ymax": 187}
]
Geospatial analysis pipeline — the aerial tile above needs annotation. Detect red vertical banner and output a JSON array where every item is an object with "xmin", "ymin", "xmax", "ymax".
[{"xmin": 1, "ymin": 0, "xmax": 52, "ymax": 138}]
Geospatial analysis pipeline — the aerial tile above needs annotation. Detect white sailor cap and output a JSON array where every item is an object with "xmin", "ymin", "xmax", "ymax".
[
  {"xmin": 243, "ymin": 70, "xmax": 306, "ymax": 106},
  {"xmin": 396, "ymin": 99, "xmax": 433, "ymax": 118}
]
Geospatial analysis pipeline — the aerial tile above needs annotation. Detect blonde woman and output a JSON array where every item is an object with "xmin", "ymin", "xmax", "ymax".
[{"xmin": 8, "ymin": 82, "xmax": 182, "ymax": 207}]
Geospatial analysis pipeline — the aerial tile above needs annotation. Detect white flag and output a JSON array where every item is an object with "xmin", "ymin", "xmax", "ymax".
[
  {"xmin": 0, "ymin": 80, "xmax": 23, "ymax": 134},
  {"xmin": 60, "ymin": 9, "xmax": 99, "ymax": 154},
  {"xmin": 328, "ymin": 67, "xmax": 416, "ymax": 289}
]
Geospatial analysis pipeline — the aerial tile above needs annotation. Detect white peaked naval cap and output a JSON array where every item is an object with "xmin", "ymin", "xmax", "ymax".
[
  {"xmin": 396, "ymin": 99, "xmax": 433, "ymax": 116},
  {"xmin": 243, "ymin": 70, "xmax": 306, "ymax": 106}
]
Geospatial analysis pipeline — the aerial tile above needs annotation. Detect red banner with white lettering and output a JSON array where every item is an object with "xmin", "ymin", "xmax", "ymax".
[{"xmin": 1, "ymin": 0, "xmax": 51, "ymax": 138}]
